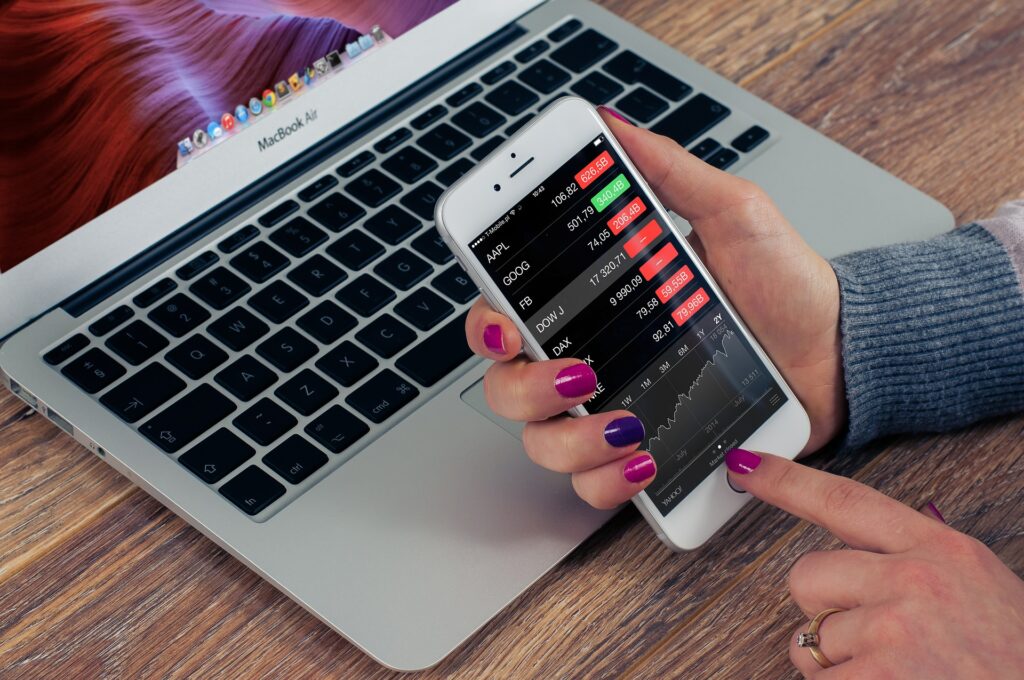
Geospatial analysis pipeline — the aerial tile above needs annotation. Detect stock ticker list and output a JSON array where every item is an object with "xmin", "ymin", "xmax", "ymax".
[{"xmin": 469, "ymin": 135, "xmax": 787, "ymax": 514}]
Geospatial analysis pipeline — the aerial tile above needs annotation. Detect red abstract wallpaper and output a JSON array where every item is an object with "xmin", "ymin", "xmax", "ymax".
[{"xmin": 0, "ymin": 0, "xmax": 457, "ymax": 271}]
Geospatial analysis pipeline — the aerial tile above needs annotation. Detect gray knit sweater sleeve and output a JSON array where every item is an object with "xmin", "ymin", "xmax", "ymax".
[{"xmin": 830, "ymin": 200, "xmax": 1024, "ymax": 450}]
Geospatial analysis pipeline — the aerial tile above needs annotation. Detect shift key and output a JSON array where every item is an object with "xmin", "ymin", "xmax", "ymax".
[{"xmin": 141, "ymin": 384, "xmax": 236, "ymax": 453}]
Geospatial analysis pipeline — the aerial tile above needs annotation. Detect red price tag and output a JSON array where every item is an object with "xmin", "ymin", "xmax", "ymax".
[
  {"xmin": 623, "ymin": 220, "xmax": 663, "ymax": 258},
  {"xmin": 655, "ymin": 265, "xmax": 694, "ymax": 303},
  {"xmin": 607, "ymin": 197, "xmax": 646, "ymax": 235},
  {"xmin": 639, "ymin": 242, "xmax": 677, "ymax": 281},
  {"xmin": 574, "ymin": 150, "xmax": 615, "ymax": 189},
  {"xmin": 671, "ymin": 287, "xmax": 710, "ymax": 326}
]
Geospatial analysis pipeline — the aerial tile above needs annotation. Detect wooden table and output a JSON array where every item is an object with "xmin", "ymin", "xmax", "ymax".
[{"xmin": 2, "ymin": 0, "xmax": 1023, "ymax": 676}]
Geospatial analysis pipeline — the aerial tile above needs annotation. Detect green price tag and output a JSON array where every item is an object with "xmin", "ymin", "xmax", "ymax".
[{"xmin": 591, "ymin": 173, "xmax": 631, "ymax": 212}]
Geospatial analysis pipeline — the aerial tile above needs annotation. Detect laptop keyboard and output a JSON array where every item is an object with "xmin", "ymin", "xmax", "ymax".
[{"xmin": 41, "ymin": 17, "xmax": 773, "ymax": 520}]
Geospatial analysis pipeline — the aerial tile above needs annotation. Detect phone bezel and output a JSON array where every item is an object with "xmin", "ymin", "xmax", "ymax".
[{"xmin": 434, "ymin": 97, "xmax": 810, "ymax": 550}]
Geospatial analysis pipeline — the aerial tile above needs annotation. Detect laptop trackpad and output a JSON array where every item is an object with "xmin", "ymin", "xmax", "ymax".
[{"xmin": 460, "ymin": 377, "xmax": 525, "ymax": 439}]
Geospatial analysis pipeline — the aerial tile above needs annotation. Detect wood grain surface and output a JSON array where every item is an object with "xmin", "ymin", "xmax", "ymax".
[{"xmin": 2, "ymin": 0, "xmax": 1023, "ymax": 677}]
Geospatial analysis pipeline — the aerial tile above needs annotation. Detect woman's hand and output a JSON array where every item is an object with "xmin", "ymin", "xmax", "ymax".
[
  {"xmin": 725, "ymin": 448, "xmax": 1024, "ymax": 679},
  {"xmin": 465, "ymin": 111, "xmax": 846, "ymax": 508}
]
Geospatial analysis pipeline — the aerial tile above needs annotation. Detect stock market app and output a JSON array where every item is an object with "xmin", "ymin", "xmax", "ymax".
[{"xmin": 469, "ymin": 135, "xmax": 788, "ymax": 515}]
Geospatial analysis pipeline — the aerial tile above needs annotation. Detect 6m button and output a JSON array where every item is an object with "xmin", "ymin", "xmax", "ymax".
[{"xmin": 345, "ymin": 369, "xmax": 419, "ymax": 423}]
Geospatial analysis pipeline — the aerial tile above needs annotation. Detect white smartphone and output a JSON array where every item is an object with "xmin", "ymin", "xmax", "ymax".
[{"xmin": 435, "ymin": 97, "xmax": 810, "ymax": 550}]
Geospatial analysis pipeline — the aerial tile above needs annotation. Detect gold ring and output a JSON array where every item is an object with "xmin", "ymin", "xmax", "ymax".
[{"xmin": 797, "ymin": 608, "xmax": 843, "ymax": 669}]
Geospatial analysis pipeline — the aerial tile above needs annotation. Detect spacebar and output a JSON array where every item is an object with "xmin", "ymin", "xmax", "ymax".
[
  {"xmin": 396, "ymin": 311, "xmax": 473, "ymax": 387},
  {"xmin": 651, "ymin": 93, "xmax": 731, "ymax": 148}
]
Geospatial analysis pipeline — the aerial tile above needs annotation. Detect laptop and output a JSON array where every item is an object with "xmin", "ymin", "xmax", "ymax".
[{"xmin": 0, "ymin": 0, "xmax": 953, "ymax": 670}]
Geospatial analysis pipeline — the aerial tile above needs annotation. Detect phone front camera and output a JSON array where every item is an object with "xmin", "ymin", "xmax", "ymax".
[
  {"xmin": 493, "ymin": 184, "xmax": 501, "ymax": 192},
  {"xmin": 511, "ymin": 152, "xmax": 517, "ymax": 159}
]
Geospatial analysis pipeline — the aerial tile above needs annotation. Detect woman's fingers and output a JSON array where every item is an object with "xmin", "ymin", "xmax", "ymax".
[
  {"xmin": 483, "ymin": 357, "xmax": 597, "ymax": 422},
  {"xmin": 789, "ymin": 607, "xmax": 870, "ymax": 676},
  {"xmin": 571, "ymin": 451, "xmax": 657, "ymax": 509},
  {"xmin": 787, "ymin": 550, "xmax": 886, "ymax": 616},
  {"xmin": 522, "ymin": 410, "xmax": 645, "ymax": 473},
  {"xmin": 465, "ymin": 297, "xmax": 523, "ymax": 361}
]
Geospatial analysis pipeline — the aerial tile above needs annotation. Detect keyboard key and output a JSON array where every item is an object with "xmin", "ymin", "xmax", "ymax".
[
  {"xmin": 305, "ymin": 405, "xmax": 369, "ymax": 454},
  {"xmin": 732, "ymin": 125, "xmax": 770, "ymax": 152},
  {"xmin": 603, "ymin": 51, "xmax": 692, "ymax": 102},
  {"xmin": 43, "ymin": 333, "xmax": 89, "ymax": 366},
  {"xmin": 515, "ymin": 39, "xmax": 549, "ymax": 63},
  {"xmin": 481, "ymin": 60, "xmax": 515, "ymax": 85},
  {"xmin": 215, "ymin": 355, "xmax": 277, "ymax": 401},
  {"xmin": 297, "ymin": 175, "xmax": 339, "ymax": 202},
  {"xmin": 446, "ymin": 82, "xmax": 482, "ymax": 107},
  {"xmin": 89, "ymin": 305, "xmax": 134, "ymax": 337},
  {"xmin": 189, "ymin": 267, "xmax": 251, "ymax": 310},
  {"xmin": 356, "ymin": 314, "xmax": 416, "ymax": 358},
  {"xmin": 381, "ymin": 146, "xmax": 438, "ymax": 184},
  {"xmin": 140, "ymin": 384, "xmax": 235, "ymax": 453},
  {"xmin": 548, "ymin": 18, "xmax": 582, "ymax": 42},
  {"xmin": 365, "ymin": 205, "xmax": 422, "ymax": 245},
  {"xmin": 410, "ymin": 104, "xmax": 448, "ymax": 130},
  {"xmin": 309, "ymin": 192, "xmax": 367, "ymax": 231},
  {"xmin": 345, "ymin": 170, "xmax": 401, "ymax": 208},
  {"xmin": 706, "ymin": 147, "xmax": 740, "ymax": 170},
  {"xmin": 411, "ymin": 228, "xmax": 454, "ymax": 264},
  {"xmin": 432, "ymin": 263, "xmax": 479, "ymax": 303},
  {"xmin": 396, "ymin": 310, "xmax": 473, "ymax": 387},
  {"xmin": 175, "ymin": 251, "xmax": 219, "ymax": 280},
  {"xmin": 147, "ymin": 293, "xmax": 211, "ymax": 337},
  {"xmin": 166, "ymin": 335, "xmax": 228, "ymax": 379},
  {"xmin": 336, "ymin": 150, "xmax": 375, "ymax": 177},
  {"xmin": 518, "ymin": 59, "xmax": 571, "ymax": 94},
  {"xmin": 133, "ymin": 277, "xmax": 177, "ymax": 308},
  {"xmin": 287, "ymin": 254, "xmax": 347, "ymax": 296},
  {"xmin": 275, "ymin": 369, "xmax": 339, "ymax": 416},
  {"xmin": 258, "ymin": 200, "xmax": 299, "ymax": 228},
  {"xmin": 417, "ymin": 123, "xmax": 471, "ymax": 161},
  {"xmin": 316, "ymin": 341, "xmax": 378, "ymax": 387},
  {"xmin": 690, "ymin": 137, "xmax": 721, "ymax": 160},
  {"xmin": 485, "ymin": 80, "xmax": 539, "ymax": 116},
  {"xmin": 615, "ymin": 87, "xmax": 669, "ymax": 123},
  {"xmin": 233, "ymin": 398, "xmax": 297, "ymax": 445},
  {"xmin": 373, "ymin": 249, "xmax": 432, "ymax": 290},
  {"xmin": 345, "ymin": 369, "xmax": 419, "ymax": 424},
  {"xmin": 219, "ymin": 466, "xmax": 285, "ymax": 516},
  {"xmin": 208, "ymin": 307, "xmax": 269, "ymax": 351},
  {"xmin": 229, "ymin": 242, "xmax": 290, "ymax": 283},
  {"xmin": 179, "ymin": 429, "xmax": 254, "ymax": 483},
  {"xmin": 451, "ymin": 102, "xmax": 507, "ymax": 138},
  {"xmin": 297, "ymin": 300, "xmax": 357, "ymax": 344},
  {"xmin": 570, "ymin": 71, "xmax": 624, "ymax": 105},
  {"xmin": 471, "ymin": 136, "xmax": 505, "ymax": 161},
  {"xmin": 270, "ymin": 217, "xmax": 327, "ymax": 258},
  {"xmin": 249, "ymin": 280, "xmax": 309, "ymax": 323},
  {"xmin": 373, "ymin": 127, "xmax": 411, "ymax": 154},
  {"xmin": 61, "ymin": 347, "xmax": 126, "ymax": 394},
  {"xmin": 257, "ymin": 327, "xmax": 318, "ymax": 372},
  {"xmin": 550, "ymin": 29, "xmax": 618, "ymax": 73},
  {"xmin": 326, "ymin": 229, "xmax": 385, "ymax": 270},
  {"xmin": 436, "ymin": 158, "xmax": 475, "ymax": 187},
  {"xmin": 336, "ymin": 274, "xmax": 395, "ymax": 316},
  {"xmin": 105, "ymin": 320, "xmax": 168, "ymax": 365},
  {"xmin": 263, "ymin": 435, "xmax": 327, "ymax": 484},
  {"xmin": 400, "ymin": 181, "xmax": 445, "ymax": 221},
  {"xmin": 651, "ymin": 94, "xmax": 731, "ymax": 148},
  {"xmin": 394, "ymin": 288, "xmax": 454, "ymax": 330},
  {"xmin": 217, "ymin": 225, "xmax": 259, "ymax": 254},
  {"xmin": 100, "ymin": 362, "xmax": 185, "ymax": 423},
  {"xmin": 504, "ymin": 114, "xmax": 535, "ymax": 136}
]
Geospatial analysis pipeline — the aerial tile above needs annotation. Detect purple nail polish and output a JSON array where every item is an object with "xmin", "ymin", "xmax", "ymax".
[
  {"xmin": 604, "ymin": 416, "xmax": 645, "ymax": 447},
  {"xmin": 483, "ymin": 324, "xmax": 506, "ymax": 354},
  {"xmin": 554, "ymin": 364, "xmax": 597, "ymax": 398},
  {"xmin": 926, "ymin": 501, "xmax": 947, "ymax": 524},
  {"xmin": 725, "ymin": 448, "xmax": 761, "ymax": 474},
  {"xmin": 598, "ymin": 105, "xmax": 632, "ymax": 125},
  {"xmin": 623, "ymin": 454, "xmax": 656, "ymax": 483}
]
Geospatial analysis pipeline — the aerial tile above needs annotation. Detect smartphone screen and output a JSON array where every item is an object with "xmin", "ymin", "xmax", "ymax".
[{"xmin": 467, "ymin": 134, "xmax": 789, "ymax": 515}]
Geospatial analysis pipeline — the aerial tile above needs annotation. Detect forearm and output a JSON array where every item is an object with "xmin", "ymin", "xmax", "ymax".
[{"xmin": 831, "ymin": 200, "xmax": 1024, "ymax": 449}]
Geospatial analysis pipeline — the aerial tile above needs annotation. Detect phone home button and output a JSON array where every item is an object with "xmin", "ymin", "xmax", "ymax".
[{"xmin": 726, "ymin": 472, "xmax": 747, "ymax": 494}]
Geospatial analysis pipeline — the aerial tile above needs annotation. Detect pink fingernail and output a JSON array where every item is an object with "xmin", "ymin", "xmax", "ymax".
[
  {"xmin": 623, "ymin": 454, "xmax": 656, "ymax": 483},
  {"xmin": 554, "ymin": 363, "xmax": 597, "ymax": 398},
  {"xmin": 598, "ymin": 105, "xmax": 632, "ymax": 125},
  {"xmin": 725, "ymin": 448, "xmax": 761, "ymax": 474},
  {"xmin": 483, "ymin": 324, "xmax": 506, "ymax": 354},
  {"xmin": 926, "ymin": 501, "xmax": 947, "ymax": 524}
]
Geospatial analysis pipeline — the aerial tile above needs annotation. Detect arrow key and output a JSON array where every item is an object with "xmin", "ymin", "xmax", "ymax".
[{"xmin": 179, "ymin": 428, "xmax": 255, "ymax": 483}]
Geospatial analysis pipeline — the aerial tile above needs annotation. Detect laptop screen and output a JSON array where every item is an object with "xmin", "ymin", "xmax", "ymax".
[{"xmin": 0, "ymin": 0, "xmax": 459, "ymax": 273}]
